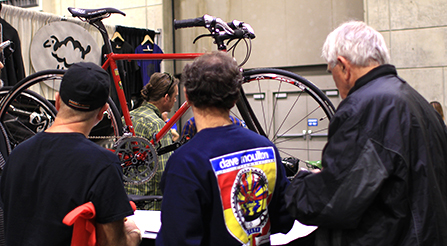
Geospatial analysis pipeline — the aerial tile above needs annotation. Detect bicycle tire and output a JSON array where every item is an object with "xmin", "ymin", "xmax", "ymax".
[
  {"xmin": 234, "ymin": 68, "xmax": 336, "ymax": 178},
  {"xmin": 89, "ymin": 97, "xmax": 124, "ymax": 148},
  {"xmin": 0, "ymin": 85, "xmax": 58, "ymax": 154},
  {"xmin": 0, "ymin": 69, "xmax": 123, "ymax": 154}
]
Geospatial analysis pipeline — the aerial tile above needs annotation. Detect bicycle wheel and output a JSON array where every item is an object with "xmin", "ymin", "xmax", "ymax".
[
  {"xmin": 233, "ymin": 68, "xmax": 336, "ymax": 178},
  {"xmin": 0, "ymin": 69, "xmax": 123, "ymax": 154},
  {"xmin": 89, "ymin": 97, "xmax": 123, "ymax": 148},
  {"xmin": 0, "ymin": 85, "xmax": 58, "ymax": 154}
]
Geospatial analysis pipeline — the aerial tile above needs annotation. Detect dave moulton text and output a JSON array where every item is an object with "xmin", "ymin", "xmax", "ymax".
[{"xmin": 219, "ymin": 150, "xmax": 270, "ymax": 169}]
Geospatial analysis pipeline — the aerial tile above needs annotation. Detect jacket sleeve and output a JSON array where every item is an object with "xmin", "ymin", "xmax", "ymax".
[
  {"xmin": 285, "ymin": 108, "xmax": 390, "ymax": 229},
  {"xmin": 11, "ymin": 30, "xmax": 25, "ymax": 82}
]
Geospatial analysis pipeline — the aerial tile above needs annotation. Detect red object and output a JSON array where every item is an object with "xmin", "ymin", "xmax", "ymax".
[
  {"xmin": 63, "ymin": 202, "xmax": 97, "ymax": 246},
  {"xmin": 63, "ymin": 201, "xmax": 137, "ymax": 246}
]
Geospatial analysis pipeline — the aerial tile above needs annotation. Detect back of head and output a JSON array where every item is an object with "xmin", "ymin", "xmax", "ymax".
[
  {"xmin": 59, "ymin": 62, "xmax": 110, "ymax": 112},
  {"xmin": 182, "ymin": 51, "xmax": 242, "ymax": 110},
  {"xmin": 141, "ymin": 72, "xmax": 179, "ymax": 102},
  {"xmin": 322, "ymin": 21, "xmax": 390, "ymax": 68}
]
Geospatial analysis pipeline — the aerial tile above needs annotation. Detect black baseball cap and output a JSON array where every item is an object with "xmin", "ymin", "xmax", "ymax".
[{"xmin": 60, "ymin": 62, "xmax": 110, "ymax": 111}]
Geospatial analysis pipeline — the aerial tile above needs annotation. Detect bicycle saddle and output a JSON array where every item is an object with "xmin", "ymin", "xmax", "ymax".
[{"xmin": 68, "ymin": 7, "xmax": 125, "ymax": 19}]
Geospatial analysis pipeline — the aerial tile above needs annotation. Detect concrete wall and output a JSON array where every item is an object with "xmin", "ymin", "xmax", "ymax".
[
  {"xmin": 172, "ymin": 0, "xmax": 364, "ymax": 72},
  {"xmin": 365, "ymin": 0, "xmax": 447, "ymax": 116},
  {"xmin": 170, "ymin": 0, "xmax": 364, "ymax": 105}
]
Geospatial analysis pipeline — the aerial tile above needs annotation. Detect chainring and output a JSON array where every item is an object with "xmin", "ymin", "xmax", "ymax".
[{"xmin": 115, "ymin": 136, "xmax": 158, "ymax": 185}]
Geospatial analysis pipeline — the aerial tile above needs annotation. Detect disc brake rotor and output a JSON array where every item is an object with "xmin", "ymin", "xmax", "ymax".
[{"xmin": 115, "ymin": 136, "xmax": 158, "ymax": 185}]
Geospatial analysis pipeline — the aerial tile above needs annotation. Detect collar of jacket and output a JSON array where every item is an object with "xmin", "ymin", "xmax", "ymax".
[
  {"xmin": 142, "ymin": 101, "xmax": 163, "ymax": 119},
  {"xmin": 348, "ymin": 64, "xmax": 397, "ymax": 97}
]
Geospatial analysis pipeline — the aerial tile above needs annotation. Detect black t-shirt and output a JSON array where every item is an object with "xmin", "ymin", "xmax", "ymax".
[{"xmin": 0, "ymin": 132, "xmax": 133, "ymax": 245}]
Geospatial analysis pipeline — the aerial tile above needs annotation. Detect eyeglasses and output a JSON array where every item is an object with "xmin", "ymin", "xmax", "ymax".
[
  {"xmin": 163, "ymin": 72, "xmax": 174, "ymax": 96},
  {"xmin": 326, "ymin": 61, "xmax": 341, "ymax": 74}
]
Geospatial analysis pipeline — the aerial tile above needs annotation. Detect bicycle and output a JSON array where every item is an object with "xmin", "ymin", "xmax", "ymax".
[{"xmin": 0, "ymin": 7, "xmax": 336, "ymax": 184}]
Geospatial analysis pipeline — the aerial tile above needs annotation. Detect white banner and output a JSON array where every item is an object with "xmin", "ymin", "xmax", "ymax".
[{"xmin": 30, "ymin": 21, "xmax": 100, "ymax": 72}]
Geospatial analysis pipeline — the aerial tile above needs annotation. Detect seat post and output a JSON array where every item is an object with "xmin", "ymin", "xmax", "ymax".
[{"xmin": 90, "ymin": 19, "xmax": 113, "ymax": 55}]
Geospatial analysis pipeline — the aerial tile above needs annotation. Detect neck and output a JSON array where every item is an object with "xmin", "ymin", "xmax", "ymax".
[
  {"xmin": 192, "ymin": 106, "xmax": 232, "ymax": 133},
  {"xmin": 45, "ymin": 118, "xmax": 93, "ymax": 137},
  {"xmin": 148, "ymin": 100, "xmax": 164, "ymax": 114},
  {"xmin": 351, "ymin": 64, "xmax": 380, "ymax": 84}
]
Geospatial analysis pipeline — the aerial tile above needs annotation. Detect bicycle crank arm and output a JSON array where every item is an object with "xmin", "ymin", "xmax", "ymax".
[{"xmin": 157, "ymin": 142, "xmax": 183, "ymax": 155}]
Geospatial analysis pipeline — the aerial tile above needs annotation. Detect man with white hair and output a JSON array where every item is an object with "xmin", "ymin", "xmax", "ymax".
[{"xmin": 285, "ymin": 21, "xmax": 447, "ymax": 245}]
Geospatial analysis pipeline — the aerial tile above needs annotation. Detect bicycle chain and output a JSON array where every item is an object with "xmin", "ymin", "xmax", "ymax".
[{"xmin": 88, "ymin": 135, "xmax": 121, "ymax": 140}]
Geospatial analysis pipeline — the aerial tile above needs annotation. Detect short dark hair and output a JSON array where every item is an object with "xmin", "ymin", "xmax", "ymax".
[
  {"xmin": 182, "ymin": 51, "xmax": 242, "ymax": 110},
  {"xmin": 141, "ymin": 72, "xmax": 179, "ymax": 102}
]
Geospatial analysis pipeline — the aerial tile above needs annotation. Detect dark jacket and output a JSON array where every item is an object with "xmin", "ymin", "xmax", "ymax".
[
  {"xmin": 0, "ymin": 18, "xmax": 25, "ymax": 86},
  {"xmin": 285, "ymin": 65, "xmax": 447, "ymax": 246}
]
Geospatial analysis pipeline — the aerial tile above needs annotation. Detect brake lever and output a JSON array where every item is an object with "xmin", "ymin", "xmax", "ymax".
[{"xmin": 193, "ymin": 33, "xmax": 213, "ymax": 44}]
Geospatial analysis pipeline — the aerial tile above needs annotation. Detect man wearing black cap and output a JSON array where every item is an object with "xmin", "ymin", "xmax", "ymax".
[{"xmin": 0, "ymin": 62, "xmax": 141, "ymax": 245}]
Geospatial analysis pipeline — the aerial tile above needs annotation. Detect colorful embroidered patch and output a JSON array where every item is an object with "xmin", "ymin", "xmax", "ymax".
[{"xmin": 210, "ymin": 147, "xmax": 277, "ymax": 245}]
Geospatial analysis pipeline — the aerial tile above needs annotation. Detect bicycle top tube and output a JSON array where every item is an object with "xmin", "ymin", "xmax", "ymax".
[{"xmin": 101, "ymin": 53, "xmax": 204, "ymax": 70}]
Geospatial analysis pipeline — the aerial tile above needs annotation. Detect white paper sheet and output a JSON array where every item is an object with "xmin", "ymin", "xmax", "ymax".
[
  {"xmin": 270, "ymin": 220, "xmax": 317, "ymax": 245},
  {"xmin": 127, "ymin": 211, "xmax": 317, "ymax": 243},
  {"xmin": 127, "ymin": 210, "xmax": 161, "ymax": 239}
]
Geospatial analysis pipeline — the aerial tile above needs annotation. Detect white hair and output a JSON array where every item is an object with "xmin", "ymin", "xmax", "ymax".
[{"xmin": 322, "ymin": 21, "xmax": 390, "ymax": 68}]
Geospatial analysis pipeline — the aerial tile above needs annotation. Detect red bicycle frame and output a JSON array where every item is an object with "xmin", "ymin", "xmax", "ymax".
[{"xmin": 101, "ymin": 52, "xmax": 203, "ymax": 145}]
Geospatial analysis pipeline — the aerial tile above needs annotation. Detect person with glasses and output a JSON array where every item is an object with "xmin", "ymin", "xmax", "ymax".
[
  {"xmin": 125, "ymin": 72, "xmax": 179, "ymax": 211},
  {"xmin": 285, "ymin": 21, "xmax": 447, "ymax": 245}
]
